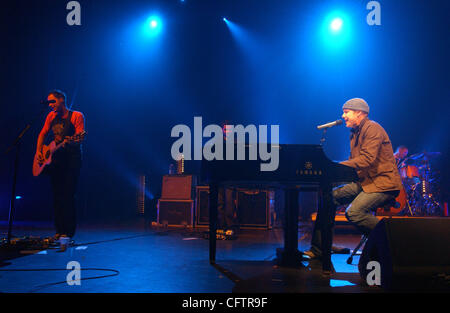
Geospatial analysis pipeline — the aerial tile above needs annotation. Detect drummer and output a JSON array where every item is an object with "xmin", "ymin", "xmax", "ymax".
[
  {"xmin": 394, "ymin": 145, "xmax": 409, "ymax": 166},
  {"xmin": 395, "ymin": 145, "xmax": 421, "ymax": 185}
]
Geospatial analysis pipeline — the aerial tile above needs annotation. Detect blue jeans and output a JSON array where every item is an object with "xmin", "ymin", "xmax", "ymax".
[{"xmin": 310, "ymin": 182, "xmax": 398, "ymax": 256}]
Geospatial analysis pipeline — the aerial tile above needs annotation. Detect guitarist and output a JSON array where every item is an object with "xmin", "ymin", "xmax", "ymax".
[{"xmin": 35, "ymin": 90, "xmax": 85, "ymax": 242}]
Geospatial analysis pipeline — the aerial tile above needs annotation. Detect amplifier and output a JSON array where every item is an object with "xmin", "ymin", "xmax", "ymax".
[
  {"xmin": 195, "ymin": 186, "xmax": 210, "ymax": 226},
  {"xmin": 195, "ymin": 186, "xmax": 272, "ymax": 229},
  {"xmin": 236, "ymin": 189, "xmax": 271, "ymax": 229},
  {"xmin": 161, "ymin": 175, "xmax": 194, "ymax": 200},
  {"xmin": 157, "ymin": 199, "xmax": 194, "ymax": 227}
]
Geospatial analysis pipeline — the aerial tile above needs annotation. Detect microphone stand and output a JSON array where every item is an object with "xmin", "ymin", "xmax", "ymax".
[
  {"xmin": 320, "ymin": 128, "xmax": 327, "ymax": 146},
  {"xmin": 2, "ymin": 105, "xmax": 48, "ymax": 246},
  {"xmin": 318, "ymin": 120, "xmax": 343, "ymax": 146}
]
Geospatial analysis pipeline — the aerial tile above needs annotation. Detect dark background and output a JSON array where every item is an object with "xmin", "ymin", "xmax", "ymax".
[{"xmin": 0, "ymin": 0, "xmax": 448, "ymax": 223}]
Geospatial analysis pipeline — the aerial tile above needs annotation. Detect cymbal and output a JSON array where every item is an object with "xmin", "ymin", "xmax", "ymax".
[{"xmin": 408, "ymin": 151, "xmax": 441, "ymax": 161}]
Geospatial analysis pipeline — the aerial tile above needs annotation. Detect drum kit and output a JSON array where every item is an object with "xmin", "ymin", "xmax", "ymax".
[{"xmin": 396, "ymin": 151, "xmax": 443, "ymax": 216}]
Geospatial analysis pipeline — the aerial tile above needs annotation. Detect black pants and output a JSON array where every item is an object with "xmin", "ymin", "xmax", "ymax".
[{"xmin": 47, "ymin": 151, "xmax": 81, "ymax": 238}]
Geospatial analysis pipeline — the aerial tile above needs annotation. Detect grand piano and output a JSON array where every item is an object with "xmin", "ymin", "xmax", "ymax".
[{"xmin": 200, "ymin": 144, "xmax": 357, "ymax": 272}]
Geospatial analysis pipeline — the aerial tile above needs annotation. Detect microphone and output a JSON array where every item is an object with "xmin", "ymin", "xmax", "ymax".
[
  {"xmin": 317, "ymin": 119, "xmax": 343, "ymax": 130},
  {"xmin": 40, "ymin": 99, "xmax": 56, "ymax": 105}
]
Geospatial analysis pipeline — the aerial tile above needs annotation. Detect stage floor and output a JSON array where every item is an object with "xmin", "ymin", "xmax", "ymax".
[{"xmin": 0, "ymin": 220, "xmax": 382, "ymax": 293}]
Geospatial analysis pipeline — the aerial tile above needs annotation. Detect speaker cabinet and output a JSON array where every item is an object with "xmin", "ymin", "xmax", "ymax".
[
  {"xmin": 195, "ymin": 186, "xmax": 210, "ymax": 226},
  {"xmin": 237, "ymin": 189, "xmax": 271, "ymax": 229},
  {"xmin": 157, "ymin": 199, "xmax": 194, "ymax": 227},
  {"xmin": 359, "ymin": 217, "xmax": 450, "ymax": 290},
  {"xmin": 161, "ymin": 175, "xmax": 194, "ymax": 200},
  {"xmin": 195, "ymin": 186, "xmax": 272, "ymax": 229}
]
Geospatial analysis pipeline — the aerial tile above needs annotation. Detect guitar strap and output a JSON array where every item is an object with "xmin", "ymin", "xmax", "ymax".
[
  {"xmin": 62, "ymin": 111, "xmax": 82, "ymax": 158},
  {"xmin": 62, "ymin": 111, "xmax": 73, "ymax": 139}
]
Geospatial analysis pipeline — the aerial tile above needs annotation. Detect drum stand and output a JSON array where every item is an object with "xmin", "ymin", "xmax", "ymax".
[
  {"xmin": 402, "ymin": 181, "xmax": 419, "ymax": 216},
  {"xmin": 405, "ymin": 195, "xmax": 414, "ymax": 216}
]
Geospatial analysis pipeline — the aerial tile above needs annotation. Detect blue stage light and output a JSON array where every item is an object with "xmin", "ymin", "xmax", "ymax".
[
  {"xmin": 143, "ymin": 15, "xmax": 162, "ymax": 37},
  {"xmin": 320, "ymin": 11, "xmax": 352, "ymax": 50},
  {"xmin": 330, "ymin": 17, "xmax": 343, "ymax": 32}
]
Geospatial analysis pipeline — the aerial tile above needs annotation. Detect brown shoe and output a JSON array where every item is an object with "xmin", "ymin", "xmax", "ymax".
[
  {"xmin": 49, "ymin": 233, "xmax": 61, "ymax": 242},
  {"xmin": 304, "ymin": 250, "xmax": 320, "ymax": 259}
]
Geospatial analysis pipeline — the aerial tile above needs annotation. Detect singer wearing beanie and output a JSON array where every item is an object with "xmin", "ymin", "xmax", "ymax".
[{"xmin": 305, "ymin": 98, "xmax": 403, "ymax": 260}]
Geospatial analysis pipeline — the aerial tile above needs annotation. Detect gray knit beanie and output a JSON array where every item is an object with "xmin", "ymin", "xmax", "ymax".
[{"xmin": 342, "ymin": 98, "xmax": 370, "ymax": 114}]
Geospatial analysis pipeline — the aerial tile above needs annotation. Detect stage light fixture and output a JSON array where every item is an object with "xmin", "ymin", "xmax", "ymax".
[
  {"xmin": 319, "ymin": 11, "xmax": 352, "ymax": 50},
  {"xmin": 330, "ymin": 17, "xmax": 343, "ymax": 32},
  {"xmin": 143, "ymin": 15, "xmax": 163, "ymax": 37}
]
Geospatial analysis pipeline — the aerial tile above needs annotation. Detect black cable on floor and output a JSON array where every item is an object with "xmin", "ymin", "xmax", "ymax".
[
  {"xmin": 72, "ymin": 233, "xmax": 159, "ymax": 247},
  {"xmin": 0, "ymin": 267, "xmax": 120, "ymax": 292}
]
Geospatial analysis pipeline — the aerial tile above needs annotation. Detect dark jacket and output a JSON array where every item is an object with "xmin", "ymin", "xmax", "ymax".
[{"xmin": 340, "ymin": 117, "xmax": 403, "ymax": 193}]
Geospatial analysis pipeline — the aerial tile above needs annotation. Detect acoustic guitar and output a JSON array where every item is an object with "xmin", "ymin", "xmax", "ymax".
[{"xmin": 33, "ymin": 131, "xmax": 86, "ymax": 177}]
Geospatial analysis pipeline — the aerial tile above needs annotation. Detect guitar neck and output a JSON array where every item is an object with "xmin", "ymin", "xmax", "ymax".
[
  {"xmin": 54, "ymin": 131, "xmax": 85, "ymax": 151},
  {"xmin": 55, "ymin": 141, "xmax": 66, "ymax": 151}
]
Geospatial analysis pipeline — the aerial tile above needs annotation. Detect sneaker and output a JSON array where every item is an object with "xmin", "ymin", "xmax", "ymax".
[{"xmin": 58, "ymin": 236, "xmax": 71, "ymax": 252}]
